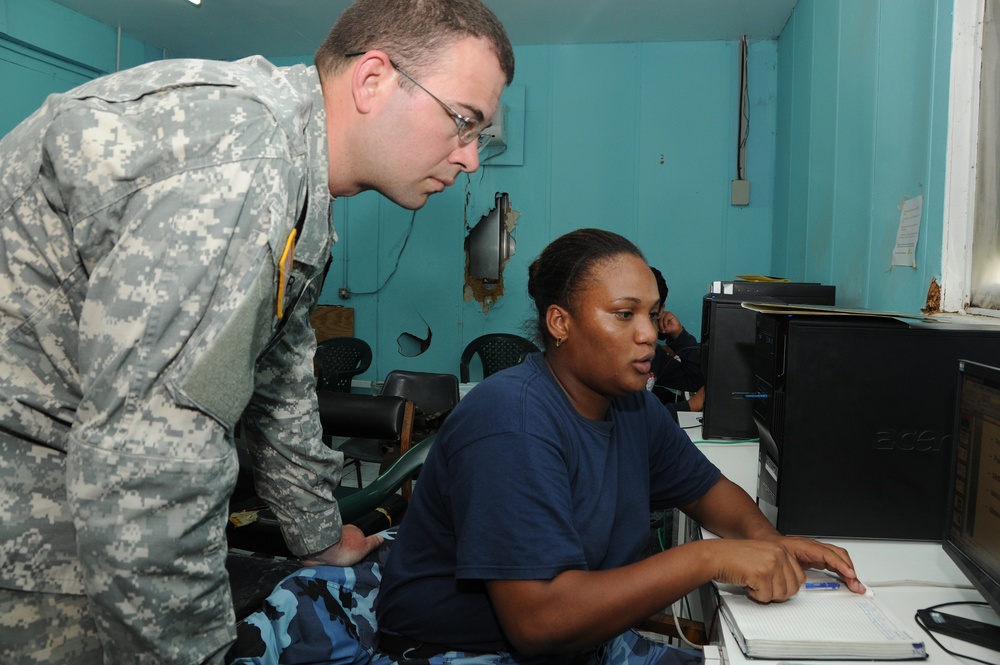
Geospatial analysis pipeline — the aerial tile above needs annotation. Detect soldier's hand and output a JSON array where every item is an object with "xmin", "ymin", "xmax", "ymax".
[{"xmin": 299, "ymin": 525, "xmax": 384, "ymax": 567}]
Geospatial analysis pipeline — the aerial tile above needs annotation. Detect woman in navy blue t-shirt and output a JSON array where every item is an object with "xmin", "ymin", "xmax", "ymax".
[{"xmin": 376, "ymin": 229, "xmax": 866, "ymax": 664}]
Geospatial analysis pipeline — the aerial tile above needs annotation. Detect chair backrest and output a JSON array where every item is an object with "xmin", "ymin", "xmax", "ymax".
[
  {"xmin": 314, "ymin": 336, "xmax": 372, "ymax": 392},
  {"xmin": 227, "ymin": 392, "xmax": 417, "ymax": 568},
  {"xmin": 316, "ymin": 391, "xmax": 411, "ymax": 442},
  {"xmin": 380, "ymin": 370, "xmax": 460, "ymax": 420},
  {"xmin": 317, "ymin": 390, "xmax": 418, "ymax": 501},
  {"xmin": 459, "ymin": 333, "xmax": 540, "ymax": 383},
  {"xmin": 379, "ymin": 370, "xmax": 460, "ymax": 441}
]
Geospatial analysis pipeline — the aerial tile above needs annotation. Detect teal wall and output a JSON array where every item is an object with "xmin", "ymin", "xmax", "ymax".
[
  {"xmin": 0, "ymin": 0, "xmax": 164, "ymax": 136},
  {"xmin": 3, "ymin": 0, "xmax": 956, "ymax": 383},
  {"xmin": 320, "ymin": 41, "xmax": 778, "ymax": 381},
  {"xmin": 773, "ymin": 0, "xmax": 953, "ymax": 310}
]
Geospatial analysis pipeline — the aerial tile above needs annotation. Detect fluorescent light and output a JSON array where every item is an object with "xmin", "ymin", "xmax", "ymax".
[{"xmin": 187, "ymin": 0, "xmax": 201, "ymax": 5}]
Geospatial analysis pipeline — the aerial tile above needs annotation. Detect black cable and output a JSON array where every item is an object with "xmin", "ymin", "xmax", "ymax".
[
  {"xmin": 913, "ymin": 600, "xmax": 997, "ymax": 665},
  {"xmin": 738, "ymin": 36, "xmax": 750, "ymax": 179},
  {"xmin": 736, "ymin": 40, "xmax": 743, "ymax": 179},
  {"xmin": 736, "ymin": 35, "xmax": 748, "ymax": 181},
  {"xmin": 347, "ymin": 209, "xmax": 416, "ymax": 296}
]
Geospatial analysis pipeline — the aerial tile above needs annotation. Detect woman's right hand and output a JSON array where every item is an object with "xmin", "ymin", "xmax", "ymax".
[{"xmin": 699, "ymin": 538, "xmax": 807, "ymax": 603}]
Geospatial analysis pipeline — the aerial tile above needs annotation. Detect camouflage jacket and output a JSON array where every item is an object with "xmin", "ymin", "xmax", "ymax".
[{"xmin": 0, "ymin": 56, "xmax": 342, "ymax": 662}]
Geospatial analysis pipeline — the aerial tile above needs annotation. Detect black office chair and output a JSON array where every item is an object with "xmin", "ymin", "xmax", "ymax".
[
  {"xmin": 338, "ymin": 370, "xmax": 459, "ymax": 493},
  {"xmin": 227, "ymin": 434, "xmax": 435, "ymax": 620},
  {"xmin": 228, "ymin": 392, "xmax": 417, "ymax": 545},
  {"xmin": 314, "ymin": 336, "xmax": 372, "ymax": 392},
  {"xmin": 227, "ymin": 392, "xmax": 430, "ymax": 620},
  {"xmin": 460, "ymin": 333, "xmax": 539, "ymax": 383}
]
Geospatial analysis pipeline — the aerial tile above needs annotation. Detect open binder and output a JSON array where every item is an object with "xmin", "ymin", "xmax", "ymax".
[{"xmin": 718, "ymin": 571, "xmax": 927, "ymax": 660}]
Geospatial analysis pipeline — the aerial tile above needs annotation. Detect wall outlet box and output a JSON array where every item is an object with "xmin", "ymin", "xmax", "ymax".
[
  {"xmin": 731, "ymin": 179, "xmax": 750, "ymax": 206},
  {"xmin": 479, "ymin": 102, "xmax": 506, "ymax": 149}
]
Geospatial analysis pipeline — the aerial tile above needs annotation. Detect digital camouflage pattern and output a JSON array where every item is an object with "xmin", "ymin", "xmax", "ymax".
[
  {"xmin": 228, "ymin": 534, "xmax": 702, "ymax": 665},
  {"xmin": 0, "ymin": 55, "xmax": 344, "ymax": 663}
]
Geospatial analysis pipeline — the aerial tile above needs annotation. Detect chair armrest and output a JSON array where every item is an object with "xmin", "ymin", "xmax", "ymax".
[{"xmin": 338, "ymin": 435, "xmax": 435, "ymax": 523}]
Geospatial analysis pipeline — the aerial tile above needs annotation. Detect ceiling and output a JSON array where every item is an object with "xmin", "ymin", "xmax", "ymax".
[{"xmin": 50, "ymin": 0, "xmax": 798, "ymax": 61}]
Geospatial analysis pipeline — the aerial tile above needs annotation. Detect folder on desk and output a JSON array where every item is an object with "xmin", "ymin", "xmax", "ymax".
[{"xmin": 718, "ymin": 572, "xmax": 927, "ymax": 660}]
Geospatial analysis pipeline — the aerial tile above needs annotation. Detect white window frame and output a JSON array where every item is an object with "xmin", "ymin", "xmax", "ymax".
[{"xmin": 942, "ymin": 0, "xmax": 1000, "ymax": 316}]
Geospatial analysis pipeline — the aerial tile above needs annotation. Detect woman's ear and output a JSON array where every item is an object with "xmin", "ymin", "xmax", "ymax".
[
  {"xmin": 350, "ymin": 50, "xmax": 394, "ymax": 114},
  {"xmin": 546, "ymin": 304, "xmax": 570, "ymax": 345}
]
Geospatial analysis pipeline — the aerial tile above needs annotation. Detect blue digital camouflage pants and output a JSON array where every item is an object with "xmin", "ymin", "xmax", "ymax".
[{"xmin": 225, "ymin": 533, "xmax": 701, "ymax": 665}]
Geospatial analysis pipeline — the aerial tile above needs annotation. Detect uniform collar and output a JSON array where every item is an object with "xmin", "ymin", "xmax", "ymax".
[{"xmin": 279, "ymin": 64, "xmax": 334, "ymax": 270}]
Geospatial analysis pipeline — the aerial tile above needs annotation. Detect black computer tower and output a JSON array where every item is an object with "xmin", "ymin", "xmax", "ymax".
[
  {"xmin": 753, "ymin": 314, "xmax": 1000, "ymax": 541},
  {"xmin": 700, "ymin": 282, "xmax": 835, "ymax": 439}
]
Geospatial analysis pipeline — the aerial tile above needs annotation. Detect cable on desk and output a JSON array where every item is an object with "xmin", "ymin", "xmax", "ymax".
[
  {"xmin": 656, "ymin": 522, "xmax": 670, "ymax": 553},
  {"xmin": 669, "ymin": 599, "xmax": 703, "ymax": 650},
  {"xmin": 867, "ymin": 579, "xmax": 976, "ymax": 589},
  {"xmin": 651, "ymin": 510, "xmax": 704, "ymax": 651},
  {"xmin": 913, "ymin": 601, "xmax": 998, "ymax": 665}
]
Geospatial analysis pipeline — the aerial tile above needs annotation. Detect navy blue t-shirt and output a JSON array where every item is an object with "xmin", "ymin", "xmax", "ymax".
[{"xmin": 376, "ymin": 353, "xmax": 720, "ymax": 652}]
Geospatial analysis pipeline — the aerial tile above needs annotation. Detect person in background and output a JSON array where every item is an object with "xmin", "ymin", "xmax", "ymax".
[
  {"xmin": 374, "ymin": 228, "xmax": 865, "ymax": 664},
  {"xmin": 648, "ymin": 266, "xmax": 705, "ymax": 419},
  {"xmin": 0, "ymin": 0, "xmax": 513, "ymax": 662}
]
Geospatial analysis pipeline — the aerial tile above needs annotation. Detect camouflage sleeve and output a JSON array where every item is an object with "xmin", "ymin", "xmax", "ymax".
[
  {"xmin": 241, "ymin": 270, "xmax": 346, "ymax": 558},
  {"xmin": 50, "ymin": 103, "xmax": 311, "ymax": 661}
]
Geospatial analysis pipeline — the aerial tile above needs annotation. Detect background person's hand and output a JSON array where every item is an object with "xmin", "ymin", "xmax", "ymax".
[
  {"xmin": 687, "ymin": 386, "xmax": 705, "ymax": 411},
  {"xmin": 658, "ymin": 311, "xmax": 684, "ymax": 340}
]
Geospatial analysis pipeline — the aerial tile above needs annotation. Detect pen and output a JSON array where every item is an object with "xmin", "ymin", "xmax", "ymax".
[{"xmin": 804, "ymin": 581, "xmax": 841, "ymax": 590}]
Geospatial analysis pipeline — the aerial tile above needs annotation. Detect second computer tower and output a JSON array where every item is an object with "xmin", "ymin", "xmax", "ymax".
[{"xmin": 700, "ymin": 281, "xmax": 835, "ymax": 439}]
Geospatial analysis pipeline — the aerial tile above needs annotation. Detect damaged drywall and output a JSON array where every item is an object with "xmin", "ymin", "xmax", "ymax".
[
  {"xmin": 396, "ymin": 319, "xmax": 432, "ymax": 357},
  {"xmin": 922, "ymin": 276, "xmax": 941, "ymax": 315}
]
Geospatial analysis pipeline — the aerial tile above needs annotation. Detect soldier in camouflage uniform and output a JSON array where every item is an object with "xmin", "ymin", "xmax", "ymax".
[{"xmin": 0, "ymin": 0, "xmax": 514, "ymax": 662}]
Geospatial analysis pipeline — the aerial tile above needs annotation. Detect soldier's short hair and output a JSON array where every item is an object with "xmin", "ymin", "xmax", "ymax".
[{"xmin": 314, "ymin": 0, "xmax": 514, "ymax": 86}]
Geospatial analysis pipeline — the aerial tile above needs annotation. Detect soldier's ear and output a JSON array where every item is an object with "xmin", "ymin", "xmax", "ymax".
[{"xmin": 350, "ymin": 51, "xmax": 394, "ymax": 114}]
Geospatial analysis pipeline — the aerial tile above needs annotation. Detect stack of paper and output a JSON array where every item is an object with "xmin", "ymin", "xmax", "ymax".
[{"xmin": 718, "ymin": 572, "xmax": 927, "ymax": 660}]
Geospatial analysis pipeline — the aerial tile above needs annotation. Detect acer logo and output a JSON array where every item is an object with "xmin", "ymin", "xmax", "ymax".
[{"xmin": 872, "ymin": 429, "xmax": 950, "ymax": 452}]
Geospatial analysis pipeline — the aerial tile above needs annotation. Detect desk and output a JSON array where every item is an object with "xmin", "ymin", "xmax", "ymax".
[
  {"xmin": 711, "ymin": 538, "xmax": 997, "ymax": 664},
  {"xmin": 677, "ymin": 412, "xmax": 999, "ymax": 664},
  {"xmin": 677, "ymin": 411, "xmax": 759, "ymax": 498}
]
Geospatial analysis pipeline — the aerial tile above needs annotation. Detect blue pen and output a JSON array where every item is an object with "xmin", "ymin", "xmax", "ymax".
[{"xmin": 804, "ymin": 581, "xmax": 841, "ymax": 590}]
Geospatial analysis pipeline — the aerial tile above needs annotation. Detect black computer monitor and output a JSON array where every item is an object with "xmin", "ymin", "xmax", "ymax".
[{"xmin": 936, "ymin": 359, "xmax": 1000, "ymax": 647}]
